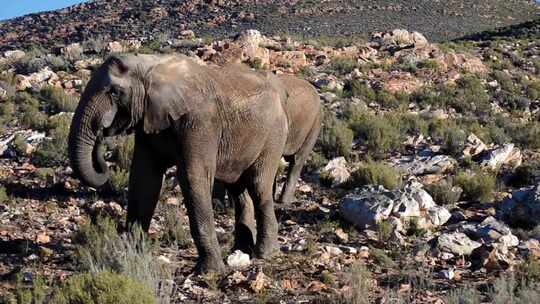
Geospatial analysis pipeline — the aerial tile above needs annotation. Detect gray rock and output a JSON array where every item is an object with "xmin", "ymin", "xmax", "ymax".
[
  {"xmin": 480, "ymin": 144, "xmax": 522, "ymax": 169},
  {"xmin": 499, "ymin": 184, "xmax": 540, "ymax": 227},
  {"xmin": 393, "ymin": 154, "xmax": 456, "ymax": 175},
  {"xmin": 464, "ymin": 216, "xmax": 519, "ymax": 248},
  {"xmin": 340, "ymin": 182, "xmax": 450, "ymax": 229},
  {"xmin": 437, "ymin": 232, "xmax": 481, "ymax": 256}
]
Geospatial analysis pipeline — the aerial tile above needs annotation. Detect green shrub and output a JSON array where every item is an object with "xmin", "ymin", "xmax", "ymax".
[
  {"xmin": 376, "ymin": 220, "xmax": 393, "ymax": 244},
  {"xmin": 418, "ymin": 59, "xmax": 441, "ymax": 71},
  {"xmin": 45, "ymin": 55, "xmax": 71, "ymax": 72},
  {"xmin": 443, "ymin": 127, "xmax": 467, "ymax": 157},
  {"xmin": 345, "ymin": 263, "xmax": 372, "ymax": 304},
  {"xmin": 160, "ymin": 204, "xmax": 190, "ymax": 248},
  {"xmin": 329, "ymin": 57, "xmax": 357, "ymax": 75},
  {"xmin": 318, "ymin": 111, "xmax": 353, "ymax": 158},
  {"xmin": 72, "ymin": 216, "xmax": 171, "ymax": 301},
  {"xmin": 14, "ymin": 56, "xmax": 47, "ymax": 74},
  {"xmin": 40, "ymin": 85, "xmax": 78, "ymax": 113},
  {"xmin": 376, "ymin": 90, "xmax": 400, "ymax": 108},
  {"xmin": 370, "ymin": 247, "xmax": 395, "ymax": 267},
  {"xmin": 489, "ymin": 273, "xmax": 540, "ymax": 304},
  {"xmin": 492, "ymin": 70, "xmax": 516, "ymax": 93},
  {"xmin": 349, "ymin": 160, "xmax": 401, "ymax": 190},
  {"xmin": 526, "ymin": 80, "xmax": 540, "ymax": 100},
  {"xmin": 349, "ymin": 113, "xmax": 402, "ymax": 156},
  {"xmin": 305, "ymin": 151, "xmax": 328, "ymax": 172},
  {"xmin": 0, "ymin": 101, "xmax": 15, "ymax": 124},
  {"xmin": 115, "ymin": 135, "xmax": 135, "ymax": 171},
  {"xmin": 343, "ymin": 80, "xmax": 376, "ymax": 101},
  {"xmin": 425, "ymin": 180, "xmax": 461, "ymax": 205},
  {"xmin": 33, "ymin": 114, "xmax": 71, "ymax": 167},
  {"xmin": 17, "ymin": 93, "xmax": 48, "ymax": 130},
  {"xmin": 109, "ymin": 168, "xmax": 129, "ymax": 194},
  {"xmin": 50, "ymin": 271, "xmax": 155, "ymax": 304},
  {"xmin": 35, "ymin": 167, "xmax": 56, "ymax": 184},
  {"xmin": 446, "ymin": 287, "xmax": 482, "ymax": 304},
  {"xmin": 454, "ymin": 170, "xmax": 496, "ymax": 202},
  {"xmin": 0, "ymin": 186, "xmax": 8, "ymax": 204},
  {"xmin": 510, "ymin": 160, "xmax": 540, "ymax": 187},
  {"xmin": 452, "ymin": 74, "xmax": 491, "ymax": 114},
  {"xmin": 13, "ymin": 274, "xmax": 48, "ymax": 304}
]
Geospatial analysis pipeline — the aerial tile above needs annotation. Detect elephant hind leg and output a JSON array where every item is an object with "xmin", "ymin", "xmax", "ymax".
[
  {"xmin": 278, "ymin": 114, "xmax": 322, "ymax": 204},
  {"xmin": 226, "ymin": 182, "xmax": 256, "ymax": 256},
  {"xmin": 245, "ymin": 161, "xmax": 280, "ymax": 259}
]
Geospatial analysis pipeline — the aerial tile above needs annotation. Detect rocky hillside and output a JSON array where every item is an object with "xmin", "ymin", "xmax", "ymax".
[
  {"xmin": 1, "ymin": 21, "xmax": 540, "ymax": 303},
  {"xmin": 0, "ymin": 0, "xmax": 539, "ymax": 52}
]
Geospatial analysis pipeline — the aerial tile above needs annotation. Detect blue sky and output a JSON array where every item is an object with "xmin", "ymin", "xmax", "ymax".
[{"xmin": 0, "ymin": 0, "xmax": 87, "ymax": 21}]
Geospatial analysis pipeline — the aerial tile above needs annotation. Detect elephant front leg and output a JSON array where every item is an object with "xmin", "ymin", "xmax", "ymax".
[
  {"xmin": 127, "ymin": 139, "xmax": 167, "ymax": 232},
  {"xmin": 178, "ymin": 164, "xmax": 225, "ymax": 274}
]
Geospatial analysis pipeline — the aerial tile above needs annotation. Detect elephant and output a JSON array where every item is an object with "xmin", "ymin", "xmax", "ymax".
[
  {"xmin": 213, "ymin": 72, "xmax": 322, "ymax": 254},
  {"xmin": 68, "ymin": 53, "xmax": 289, "ymax": 274}
]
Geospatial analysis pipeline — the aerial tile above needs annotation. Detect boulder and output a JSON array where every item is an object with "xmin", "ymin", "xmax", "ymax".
[
  {"xmin": 320, "ymin": 157, "xmax": 350, "ymax": 187},
  {"xmin": 374, "ymin": 29, "xmax": 429, "ymax": 50},
  {"xmin": 463, "ymin": 217, "xmax": 519, "ymax": 248},
  {"xmin": 499, "ymin": 184, "xmax": 540, "ymax": 227},
  {"xmin": 107, "ymin": 41, "xmax": 125, "ymax": 53},
  {"xmin": 340, "ymin": 182, "xmax": 451, "ymax": 229},
  {"xmin": 437, "ymin": 232, "xmax": 481, "ymax": 256},
  {"xmin": 480, "ymin": 144, "xmax": 522, "ymax": 169}
]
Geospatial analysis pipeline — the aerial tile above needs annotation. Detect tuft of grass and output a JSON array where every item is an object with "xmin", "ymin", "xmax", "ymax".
[
  {"xmin": 109, "ymin": 168, "xmax": 129, "ymax": 194},
  {"xmin": 349, "ymin": 113, "xmax": 402, "ymax": 156},
  {"xmin": 49, "ymin": 271, "xmax": 155, "ymax": 304},
  {"xmin": 370, "ymin": 247, "xmax": 395, "ymax": 268},
  {"xmin": 349, "ymin": 160, "xmax": 401, "ymax": 190},
  {"xmin": 318, "ymin": 111, "xmax": 354, "ymax": 158},
  {"xmin": 72, "ymin": 216, "xmax": 173, "ymax": 303},
  {"xmin": 345, "ymin": 263, "xmax": 372, "ymax": 304},
  {"xmin": 0, "ymin": 186, "xmax": 8, "ymax": 204},
  {"xmin": 160, "ymin": 204, "xmax": 190, "ymax": 248},
  {"xmin": 115, "ymin": 135, "xmax": 135, "ymax": 171},
  {"xmin": 376, "ymin": 220, "xmax": 393, "ymax": 244},
  {"xmin": 329, "ymin": 57, "xmax": 358, "ymax": 75},
  {"xmin": 32, "ymin": 114, "xmax": 71, "ymax": 167},
  {"xmin": 343, "ymin": 80, "xmax": 376, "ymax": 101},
  {"xmin": 489, "ymin": 273, "xmax": 540, "ymax": 304},
  {"xmin": 13, "ymin": 274, "xmax": 48, "ymax": 304},
  {"xmin": 454, "ymin": 170, "xmax": 496, "ymax": 203},
  {"xmin": 425, "ymin": 180, "xmax": 461, "ymax": 205},
  {"xmin": 40, "ymin": 85, "xmax": 78, "ymax": 113},
  {"xmin": 446, "ymin": 286, "xmax": 482, "ymax": 304}
]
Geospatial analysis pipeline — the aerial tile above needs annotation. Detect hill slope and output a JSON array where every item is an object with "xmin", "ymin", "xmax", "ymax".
[{"xmin": 0, "ymin": 0, "xmax": 539, "ymax": 51}]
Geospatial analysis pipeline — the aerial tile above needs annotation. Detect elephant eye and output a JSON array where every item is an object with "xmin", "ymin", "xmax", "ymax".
[{"xmin": 110, "ymin": 87, "xmax": 121, "ymax": 100}]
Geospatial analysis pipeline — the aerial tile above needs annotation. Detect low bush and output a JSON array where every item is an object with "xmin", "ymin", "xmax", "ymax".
[
  {"xmin": 50, "ymin": 271, "xmax": 155, "ymax": 304},
  {"xmin": 318, "ymin": 111, "xmax": 354, "ymax": 158},
  {"xmin": 0, "ymin": 186, "xmax": 8, "ymax": 204},
  {"xmin": 349, "ymin": 113, "xmax": 402, "ymax": 156},
  {"xmin": 40, "ymin": 85, "xmax": 78, "ymax": 113},
  {"xmin": 115, "ymin": 135, "xmax": 135, "ymax": 171},
  {"xmin": 425, "ymin": 180, "xmax": 461, "ymax": 205},
  {"xmin": 349, "ymin": 160, "xmax": 401, "ymax": 190},
  {"xmin": 343, "ymin": 80, "xmax": 376, "ymax": 101},
  {"xmin": 33, "ymin": 114, "xmax": 71, "ymax": 167},
  {"xmin": 160, "ymin": 204, "xmax": 190, "ymax": 248},
  {"xmin": 454, "ymin": 170, "xmax": 497, "ymax": 202},
  {"xmin": 329, "ymin": 57, "xmax": 358, "ymax": 75},
  {"xmin": 109, "ymin": 168, "xmax": 129, "ymax": 194}
]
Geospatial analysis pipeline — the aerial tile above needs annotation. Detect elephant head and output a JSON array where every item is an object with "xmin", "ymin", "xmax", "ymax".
[{"xmin": 68, "ymin": 54, "xmax": 190, "ymax": 188}]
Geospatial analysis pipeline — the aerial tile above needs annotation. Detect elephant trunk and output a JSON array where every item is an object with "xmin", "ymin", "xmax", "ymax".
[{"xmin": 68, "ymin": 93, "xmax": 110, "ymax": 188}]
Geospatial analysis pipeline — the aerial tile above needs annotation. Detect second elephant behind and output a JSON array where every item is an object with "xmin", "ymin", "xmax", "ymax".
[{"xmin": 215, "ymin": 72, "xmax": 322, "ymax": 254}]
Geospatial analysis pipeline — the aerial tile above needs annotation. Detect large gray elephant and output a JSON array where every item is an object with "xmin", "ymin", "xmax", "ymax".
[
  {"xmin": 68, "ymin": 53, "xmax": 289, "ymax": 273},
  {"xmin": 215, "ymin": 72, "xmax": 322, "ymax": 254}
]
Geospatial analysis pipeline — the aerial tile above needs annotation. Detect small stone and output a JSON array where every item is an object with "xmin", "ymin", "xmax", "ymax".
[
  {"xmin": 324, "ymin": 245, "xmax": 343, "ymax": 256},
  {"xmin": 227, "ymin": 250, "xmax": 251, "ymax": 269},
  {"xmin": 298, "ymin": 184, "xmax": 313, "ymax": 194},
  {"xmin": 157, "ymin": 255, "xmax": 171, "ymax": 264}
]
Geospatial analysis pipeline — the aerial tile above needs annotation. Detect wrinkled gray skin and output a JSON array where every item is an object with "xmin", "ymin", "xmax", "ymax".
[
  {"xmin": 68, "ymin": 54, "xmax": 289, "ymax": 274},
  {"xmin": 213, "ymin": 73, "xmax": 322, "ymax": 254}
]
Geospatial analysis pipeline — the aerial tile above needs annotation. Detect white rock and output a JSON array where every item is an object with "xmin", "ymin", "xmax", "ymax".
[
  {"xmin": 297, "ymin": 184, "xmax": 313, "ymax": 194},
  {"xmin": 226, "ymin": 250, "xmax": 251, "ymax": 269},
  {"xmin": 324, "ymin": 246, "xmax": 343, "ymax": 256},
  {"xmin": 321, "ymin": 157, "xmax": 350, "ymax": 187},
  {"xmin": 437, "ymin": 232, "xmax": 481, "ymax": 256},
  {"xmin": 4, "ymin": 50, "xmax": 26, "ymax": 60},
  {"xmin": 428, "ymin": 206, "xmax": 452, "ymax": 226},
  {"xmin": 480, "ymin": 144, "xmax": 522, "ymax": 169}
]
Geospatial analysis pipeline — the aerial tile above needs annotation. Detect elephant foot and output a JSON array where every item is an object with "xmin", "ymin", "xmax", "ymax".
[
  {"xmin": 194, "ymin": 257, "xmax": 226, "ymax": 275},
  {"xmin": 255, "ymin": 238, "xmax": 279, "ymax": 259},
  {"xmin": 277, "ymin": 195, "xmax": 296, "ymax": 205}
]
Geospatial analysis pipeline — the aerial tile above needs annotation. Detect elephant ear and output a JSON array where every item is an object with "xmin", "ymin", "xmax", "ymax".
[{"xmin": 144, "ymin": 63, "xmax": 197, "ymax": 134}]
